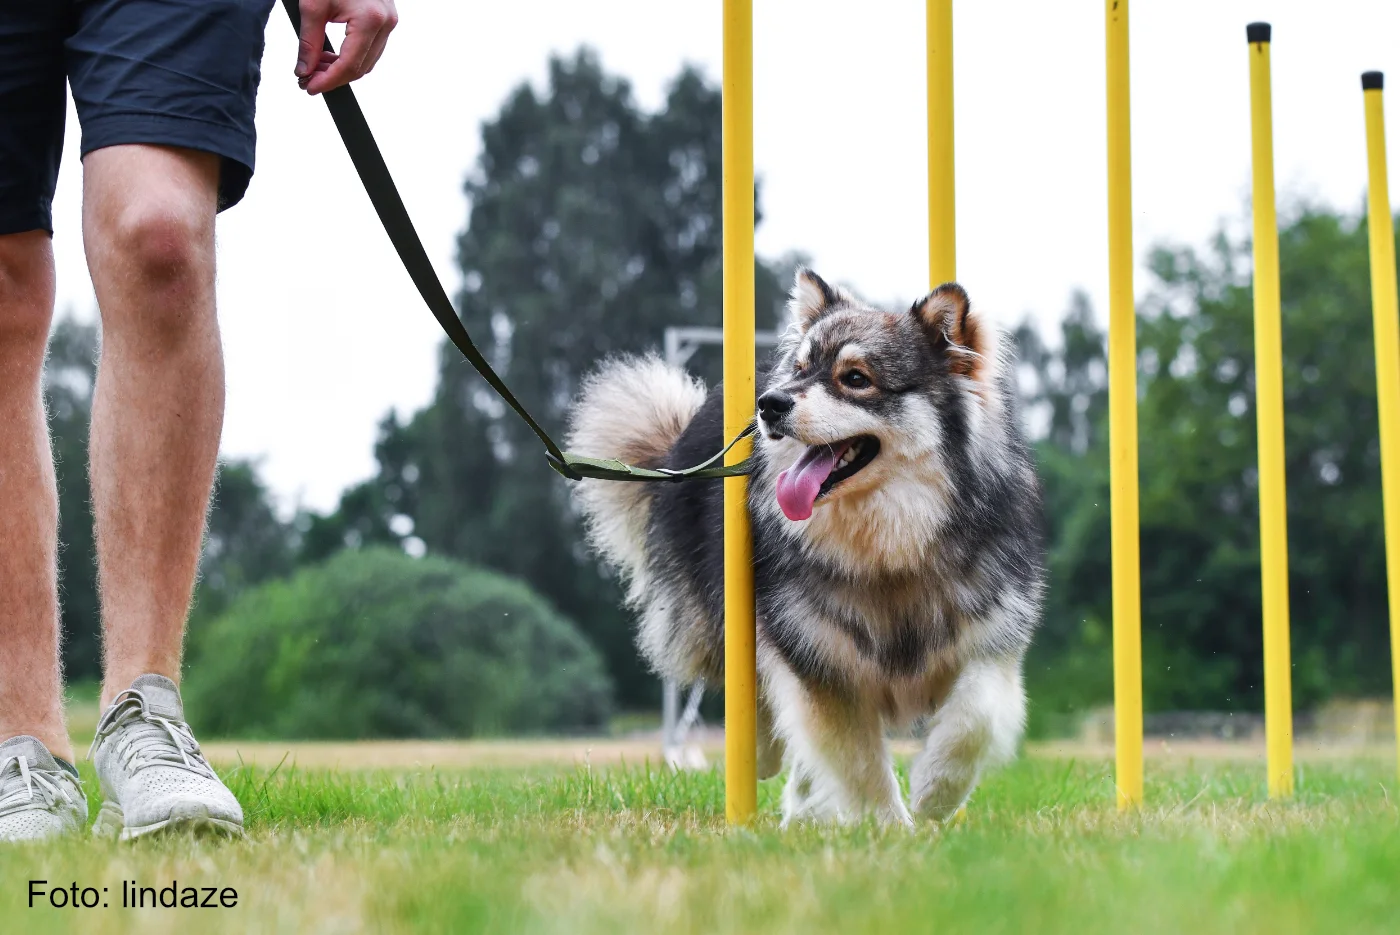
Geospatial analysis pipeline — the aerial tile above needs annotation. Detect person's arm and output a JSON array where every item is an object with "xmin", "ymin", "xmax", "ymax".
[{"xmin": 294, "ymin": 0, "xmax": 399, "ymax": 95}]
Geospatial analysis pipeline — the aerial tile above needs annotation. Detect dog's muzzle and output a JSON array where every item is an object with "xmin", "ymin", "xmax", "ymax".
[{"xmin": 758, "ymin": 389, "xmax": 795, "ymax": 436}]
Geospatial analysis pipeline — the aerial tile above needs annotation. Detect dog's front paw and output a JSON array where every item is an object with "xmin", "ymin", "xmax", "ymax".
[
  {"xmin": 910, "ymin": 755, "xmax": 980, "ymax": 823},
  {"xmin": 780, "ymin": 772, "xmax": 915, "ymax": 828},
  {"xmin": 877, "ymin": 801, "xmax": 915, "ymax": 830},
  {"xmin": 910, "ymin": 779, "xmax": 972, "ymax": 823},
  {"xmin": 779, "ymin": 770, "xmax": 825, "ymax": 826}
]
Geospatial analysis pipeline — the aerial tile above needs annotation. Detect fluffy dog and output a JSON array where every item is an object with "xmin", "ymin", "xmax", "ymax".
[{"xmin": 567, "ymin": 269, "xmax": 1044, "ymax": 825}]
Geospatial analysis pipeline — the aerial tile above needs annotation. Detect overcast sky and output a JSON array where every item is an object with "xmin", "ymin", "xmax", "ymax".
[{"xmin": 45, "ymin": 0, "xmax": 1400, "ymax": 516}]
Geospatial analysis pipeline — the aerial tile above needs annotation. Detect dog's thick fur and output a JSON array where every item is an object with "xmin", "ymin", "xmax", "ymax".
[{"xmin": 568, "ymin": 270, "xmax": 1044, "ymax": 825}]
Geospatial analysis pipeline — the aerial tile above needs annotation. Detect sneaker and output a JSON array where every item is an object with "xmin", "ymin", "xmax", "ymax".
[
  {"xmin": 0, "ymin": 735, "xmax": 88, "ymax": 842},
  {"xmin": 89, "ymin": 675, "xmax": 243, "ymax": 840}
]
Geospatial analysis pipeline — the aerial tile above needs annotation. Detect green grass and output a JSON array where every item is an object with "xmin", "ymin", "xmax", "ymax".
[{"xmin": 3, "ymin": 755, "xmax": 1398, "ymax": 933}]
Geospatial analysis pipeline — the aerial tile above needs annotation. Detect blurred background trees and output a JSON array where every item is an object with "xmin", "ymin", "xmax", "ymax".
[
  {"xmin": 1021, "ymin": 206, "xmax": 1400, "ymax": 731},
  {"xmin": 43, "ymin": 48, "xmax": 1400, "ymax": 737},
  {"xmin": 184, "ymin": 548, "xmax": 611, "ymax": 738}
]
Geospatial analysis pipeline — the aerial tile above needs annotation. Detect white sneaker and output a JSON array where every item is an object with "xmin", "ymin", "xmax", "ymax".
[
  {"xmin": 0, "ymin": 735, "xmax": 87, "ymax": 842},
  {"xmin": 89, "ymin": 675, "xmax": 243, "ymax": 840}
]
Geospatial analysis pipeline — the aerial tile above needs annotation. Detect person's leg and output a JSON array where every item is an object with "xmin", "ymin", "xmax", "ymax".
[
  {"xmin": 65, "ymin": 0, "xmax": 275, "ymax": 840},
  {"xmin": 0, "ymin": 2, "xmax": 71, "ymax": 767},
  {"xmin": 81, "ymin": 144, "xmax": 223, "ymax": 709},
  {"xmin": 0, "ymin": 231, "xmax": 69, "ymax": 763}
]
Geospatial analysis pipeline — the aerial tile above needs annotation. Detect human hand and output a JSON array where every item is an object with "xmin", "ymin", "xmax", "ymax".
[{"xmin": 295, "ymin": 0, "xmax": 399, "ymax": 95}]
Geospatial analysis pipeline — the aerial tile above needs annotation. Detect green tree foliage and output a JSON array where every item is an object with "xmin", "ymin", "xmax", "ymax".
[
  {"xmin": 1025, "ymin": 205, "xmax": 1400, "ymax": 726},
  {"xmin": 296, "ymin": 412, "xmax": 404, "ymax": 566},
  {"xmin": 184, "ymin": 548, "xmax": 612, "ymax": 737},
  {"xmin": 312, "ymin": 50, "xmax": 791, "ymax": 706},
  {"xmin": 193, "ymin": 458, "xmax": 301, "ymax": 623}
]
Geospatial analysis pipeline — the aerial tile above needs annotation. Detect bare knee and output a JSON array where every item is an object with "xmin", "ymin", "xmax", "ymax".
[
  {"xmin": 91, "ymin": 194, "xmax": 215, "ymax": 348},
  {"xmin": 0, "ymin": 232, "xmax": 56, "ymax": 365},
  {"xmin": 115, "ymin": 194, "xmax": 210, "ymax": 274},
  {"xmin": 107, "ymin": 201, "xmax": 210, "ymax": 308}
]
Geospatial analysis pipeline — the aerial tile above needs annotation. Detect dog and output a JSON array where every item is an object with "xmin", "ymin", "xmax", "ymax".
[{"xmin": 567, "ymin": 269, "xmax": 1044, "ymax": 825}]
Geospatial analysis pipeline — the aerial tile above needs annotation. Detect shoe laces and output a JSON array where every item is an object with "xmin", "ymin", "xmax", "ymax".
[
  {"xmin": 0, "ymin": 754, "xmax": 76, "ymax": 815},
  {"xmin": 89, "ymin": 689, "xmax": 218, "ymax": 781}
]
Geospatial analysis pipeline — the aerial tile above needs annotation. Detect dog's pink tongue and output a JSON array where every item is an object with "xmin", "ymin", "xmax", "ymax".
[{"xmin": 775, "ymin": 442, "xmax": 851, "ymax": 521}]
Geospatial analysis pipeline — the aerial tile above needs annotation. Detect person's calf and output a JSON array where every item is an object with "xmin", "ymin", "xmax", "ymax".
[{"xmin": 0, "ymin": 231, "xmax": 69, "ymax": 764}]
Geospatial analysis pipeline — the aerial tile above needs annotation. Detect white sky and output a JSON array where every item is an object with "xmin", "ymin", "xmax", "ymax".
[{"xmin": 46, "ymin": 0, "xmax": 1400, "ymax": 515}]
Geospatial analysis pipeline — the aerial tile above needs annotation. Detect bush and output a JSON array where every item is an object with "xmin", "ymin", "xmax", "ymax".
[{"xmin": 184, "ymin": 548, "xmax": 613, "ymax": 738}]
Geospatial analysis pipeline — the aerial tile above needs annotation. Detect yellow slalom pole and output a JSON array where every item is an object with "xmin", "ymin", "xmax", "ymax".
[
  {"xmin": 927, "ymin": 0, "xmax": 955, "ymax": 286},
  {"xmin": 722, "ymin": 0, "xmax": 757, "ymax": 826},
  {"xmin": 1361, "ymin": 71, "xmax": 1400, "ymax": 781},
  {"xmin": 1246, "ymin": 22, "xmax": 1294, "ymax": 799},
  {"xmin": 1105, "ymin": 0, "xmax": 1142, "ymax": 810}
]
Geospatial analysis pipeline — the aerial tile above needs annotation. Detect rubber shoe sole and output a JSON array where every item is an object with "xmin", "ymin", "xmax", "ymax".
[{"xmin": 92, "ymin": 800, "xmax": 244, "ymax": 841}]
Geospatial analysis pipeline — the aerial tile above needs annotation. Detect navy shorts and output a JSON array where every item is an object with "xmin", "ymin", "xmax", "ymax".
[{"xmin": 0, "ymin": 0, "xmax": 278, "ymax": 235}]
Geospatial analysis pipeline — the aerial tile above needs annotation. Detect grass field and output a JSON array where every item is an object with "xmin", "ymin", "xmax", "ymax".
[{"xmin": 3, "ymin": 746, "xmax": 1398, "ymax": 934}]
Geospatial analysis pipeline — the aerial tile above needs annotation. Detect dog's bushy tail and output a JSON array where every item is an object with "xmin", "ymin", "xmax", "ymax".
[{"xmin": 566, "ymin": 354, "xmax": 707, "ymax": 600}]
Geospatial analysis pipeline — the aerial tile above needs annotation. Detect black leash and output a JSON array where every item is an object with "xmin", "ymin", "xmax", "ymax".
[{"xmin": 279, "ymin": 0, "xmax": 754, "ymax": 483}]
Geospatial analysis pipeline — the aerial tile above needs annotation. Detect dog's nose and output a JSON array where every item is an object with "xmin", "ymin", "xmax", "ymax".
[{"xmin": 758, "ymin": 389, "xmax": 795, "ymax": 423}]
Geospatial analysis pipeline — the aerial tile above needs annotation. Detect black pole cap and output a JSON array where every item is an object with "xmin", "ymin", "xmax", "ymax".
[
  {"xmin": 1362, "ymin": 71, "xmax": 1384, "ymax": 91},
  {"xmin": 1247, "ymin": 22, "xmax": 1271, "ymax": 44}
]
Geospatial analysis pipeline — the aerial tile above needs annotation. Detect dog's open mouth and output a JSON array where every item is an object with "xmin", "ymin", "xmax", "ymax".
[{"xmin": 775, "ymin": 435, "xmax": 880, "ymax": 522}]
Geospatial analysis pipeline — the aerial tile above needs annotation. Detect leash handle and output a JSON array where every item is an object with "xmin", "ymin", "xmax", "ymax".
[{"xmin": 280, "ymin": 0, "xmax": 754, "ymax": 484}]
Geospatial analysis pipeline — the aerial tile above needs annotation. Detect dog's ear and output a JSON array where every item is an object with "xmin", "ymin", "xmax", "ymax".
[
  {"xmin": 788, "ymin": 268, "xmax": 841, "ymax": 331},
  {"xmin": 910, "ymin": 282, "xmax": 983, "ymax": 378}
]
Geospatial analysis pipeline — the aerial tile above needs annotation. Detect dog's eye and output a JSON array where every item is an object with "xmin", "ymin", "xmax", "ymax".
[{"xmin": 841, "ymin": 370, "xmax": 871, "ymax": 389}]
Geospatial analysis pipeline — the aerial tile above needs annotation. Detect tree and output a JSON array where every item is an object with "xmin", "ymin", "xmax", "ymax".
[
  {"xmin": 314, "ymin": 50, "xmax": 791, "ymax": 707},
  {"xmin": 192, "ymin": 458, "xmax": 301, "ymax": 623},
  {"xmin": 1015, "ymin": 290, "xmax": 1108, "ymax": 457},
  {"xmin": 185, "ymin": 548, "xmax": 613, "ymax": 737},
  {"xmin": 1025, "ymin": 204, "xmax": 1400, "ymax": 724},
  {"xmin": 1132, "ymin": 206, "xmax": 1397, "ymax": 709}
]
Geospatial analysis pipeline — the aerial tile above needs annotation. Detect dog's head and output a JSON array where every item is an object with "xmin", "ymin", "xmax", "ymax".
[{"xmin": 757, "ymin": 268, "xmax": 998, "ymax": 525}]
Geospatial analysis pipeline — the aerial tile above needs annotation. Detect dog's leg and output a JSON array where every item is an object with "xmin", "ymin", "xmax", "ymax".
[
  {"xmin": 756, "ymin": 690, "xmax": 784, "ymax": 780},
  {"xmin": 766, "ymin": 664, "xmax": 910, "ymax": 827},
  {"xmin": 910, "ymin": 654, "xmax": 1025, "ymax": 822}
]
